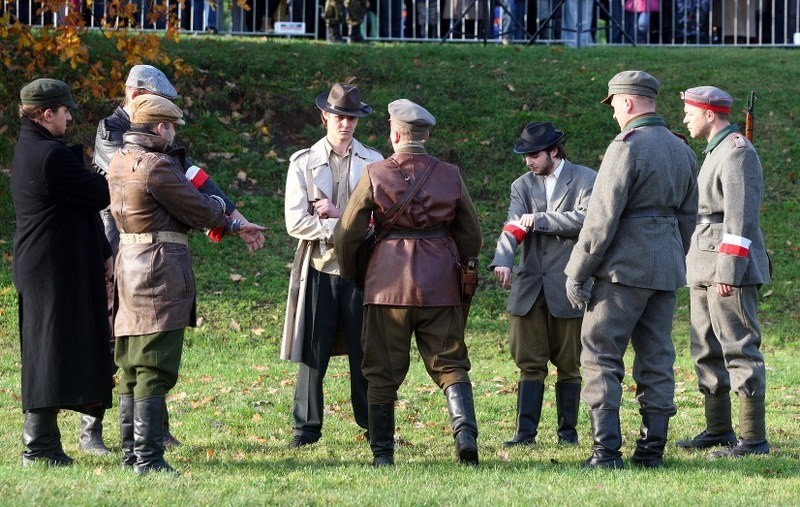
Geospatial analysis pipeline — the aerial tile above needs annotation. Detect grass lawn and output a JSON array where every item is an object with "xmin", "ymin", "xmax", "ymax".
[{"xmin": 0, "ymin": 37, "xmax": 799, "ymax": 505}]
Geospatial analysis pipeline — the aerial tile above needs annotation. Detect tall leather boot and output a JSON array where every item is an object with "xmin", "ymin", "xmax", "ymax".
[
  {"xmin": 348, "ymin": 23, "xmax": 365, "ymax": 42},
  {"xmin": 163, "ymin": 401, "xmax": 182, "ymax": 448},
  {"xmin": 582, "ymin": 409, "xmax": 623, "ymax": 469},
  {"xmin": 119, "ymin": 395, "xmax": 136, "ymax": 469},
  {"xmin": 445, "ymin": 383, "xmax": 479, "ymax": 465},
  {"xmin": 368, "ymin": 404, "xmax": 395, "ymax": 467},
  {"xmin": 676, "ymin": 391, "xmax": 737, "ymax": 449},
  {"xmin": 79, "ymin": 411, "xmax": 111, "ymax": 455},
  {"xmin": 133, "ymin": 395, "xmax": 178, "ymax": 475},
  {"xmin": 631, "ymin": 412, "xmax": 669, "ymax": 467},
  {"xmin": 326, "ymin": 23, "xmax": 344, "ymax": 43},
  {"xmin": 503, "ymin": 381, "xmax": 543, "ymax": 447},
  {"xmin": 709, "ymin": 395, "xmax": 769, "ymax": 458},
  {"xmin": 22, "ymin": 409, "xmax": 73, "ymax": 467},
  {"xmin": 555, "ymin": 382, "xmax": 580, "ymax": 445}
]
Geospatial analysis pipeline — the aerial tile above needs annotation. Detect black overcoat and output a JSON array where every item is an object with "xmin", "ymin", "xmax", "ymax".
[{"xmin": 11, "ymin": 118, "xmax": 114, "ymax": 412}]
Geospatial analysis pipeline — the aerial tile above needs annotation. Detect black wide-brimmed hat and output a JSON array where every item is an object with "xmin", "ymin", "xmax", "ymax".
[
  {"xmin": 513, "ymin": 122, "xmax": 565, "ymax": 154},
  {"xmin": 315, "ymin": 83, "xmax": 372, "ymax": 117}
]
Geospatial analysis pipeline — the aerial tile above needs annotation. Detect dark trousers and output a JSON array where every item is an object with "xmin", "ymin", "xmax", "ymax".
[{"xmin": 293, "ymin": 268, "xmax": 368, "ymax": 439}]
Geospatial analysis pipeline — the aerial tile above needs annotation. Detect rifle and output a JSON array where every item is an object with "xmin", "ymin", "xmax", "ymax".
[{"xmin": 745, "ymin": 90, "xmax": 756, "ymax": 142}]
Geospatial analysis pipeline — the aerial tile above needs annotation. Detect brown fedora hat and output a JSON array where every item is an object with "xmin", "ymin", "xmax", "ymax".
[
  {"xmin": 513, "ymin": 122, "xmax": 565, "ymax": 154},
  {"xmin": 315, "ymin": 83, "xmax": 372, "ymax": 117}
]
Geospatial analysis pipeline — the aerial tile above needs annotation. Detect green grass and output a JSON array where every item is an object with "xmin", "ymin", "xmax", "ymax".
[{"xmin": 1, "ymin": 38, "xmax": 800, "ymax": 505}]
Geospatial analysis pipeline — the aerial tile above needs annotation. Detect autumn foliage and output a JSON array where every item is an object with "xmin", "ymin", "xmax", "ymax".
[{"xmin": 0, "ymin": 0, "xmax": 192, "ymax": 99}]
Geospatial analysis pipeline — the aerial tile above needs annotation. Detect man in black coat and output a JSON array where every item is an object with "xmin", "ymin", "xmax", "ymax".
[{"xmin": 11, "ymin": 78, "xmax": 114, "ymax": 467}]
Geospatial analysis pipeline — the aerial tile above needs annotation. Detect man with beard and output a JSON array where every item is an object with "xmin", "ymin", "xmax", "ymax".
[{"xmin": 489, "ymin": 122, "xmax": 596, "ymax": 448}]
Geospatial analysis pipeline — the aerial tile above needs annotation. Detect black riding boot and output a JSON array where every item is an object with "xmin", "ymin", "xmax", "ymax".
[
  {"xmin": 119, "ymin": 395, "xmax": 136, "ymax": 469},
  {"xmin": 445, "ymin": 383, "xmax": 479, "ymax": 465},
  {"xmin": 368, "ymin": 404, "xmax": 395, "ymax": 467},
  {"xmin": 163, "ymin": 400, "xmax": 182, "ymax": 448},
  {"xmin": 79, "ymin": 411, "xmax": 111, "ymax": 455},
  {"xmin": 582, "ymin": 409, "xmax": 623, "ymax": 469},
  {"xmin": 631, "ymin": 412, "xmax": 670, "ymax": 468},
  {"xmin": 503, "ymin": 381, "xmax": 543, "ymax": 447},
  {"xmin": 133, "ymin": 396, "xmax": 178, "ymax": 475},
  {"xmin": 555, "ymin": 382, "xmax": 580, "ymax": 445},
  {"xmin": 676, "ymin": 391, "xmax": 736, "ymax": 449},
  {"xmin": 22, "ymin": 409, "xmax": 73, "ymax": 467}
]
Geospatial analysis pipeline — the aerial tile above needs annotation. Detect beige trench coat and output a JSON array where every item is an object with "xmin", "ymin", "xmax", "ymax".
[{"xmin": 280, "ymin": 137, "xmax": 383, "ymax": 361}]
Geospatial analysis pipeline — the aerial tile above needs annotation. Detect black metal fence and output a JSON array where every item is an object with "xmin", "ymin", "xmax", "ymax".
[{"xmin": 4, "ymin": 0, "xmax": 800, "ymax": 45}]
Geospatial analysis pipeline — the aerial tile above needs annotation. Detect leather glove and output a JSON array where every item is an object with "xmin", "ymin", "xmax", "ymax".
[{"xmin": 565, "ymin": 277, "xmax": 591, "ymax": 310}]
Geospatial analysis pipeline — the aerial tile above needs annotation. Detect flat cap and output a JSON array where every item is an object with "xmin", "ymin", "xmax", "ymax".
[
  {"xmin": 601, "ymin": 70, "xmax": 660, "ymax": 104},
  {"xmin": 129, "ymin": 94, "xmax": 185, "ymax": 126},
  {"xmin": 20, "ymin": 78, "xmax": 77, "ymax": 109},
  {"xmin": 125, "ymin": 65, "xmax": 179, "ymax": 100},
  {"xmin": 388, "ymin": 99, "xmax": 436, "ymax": 132},
  {"xmin": 680, "ymin": 86, "xmax": 733, "ymax": 114}
]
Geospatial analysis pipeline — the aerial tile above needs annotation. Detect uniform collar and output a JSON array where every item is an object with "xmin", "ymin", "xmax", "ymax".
[
  {"xmin": 395, "ymin": 142, "xmax": 427, "ymax": 154},
  {"xmin": 703, "ymin": 124, "xmax": 739, "ymax": 154},
  {"xmin": 623, "ymin": 113, "xmax": 667, "ymax": 131}
]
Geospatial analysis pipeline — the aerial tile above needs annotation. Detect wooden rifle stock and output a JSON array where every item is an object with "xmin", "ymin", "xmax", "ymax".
[{"xmin": 745, "ymin": 90, "xmax": 756, "ymax": 142}]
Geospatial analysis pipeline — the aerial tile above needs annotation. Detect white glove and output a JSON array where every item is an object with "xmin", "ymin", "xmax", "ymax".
[{"xmin": 566, "ymin": 277, "xmax": 591, "ymax": 310}]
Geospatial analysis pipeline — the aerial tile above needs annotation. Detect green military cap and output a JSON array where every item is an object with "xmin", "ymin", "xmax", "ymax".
[
  {"xmin": 601, "ymin": 70, "xmax": 660, "ymax": 105},
  {"xmin": 388, "ymin": 99, "xmax": 436, "ymax": 132},
  {"xmin": 20, "ymin": 78, "xmax": 77, "ymax": 109},
  {"xmin": 129, "ymin": 94, "xmax": 185, "ymax": 125}
]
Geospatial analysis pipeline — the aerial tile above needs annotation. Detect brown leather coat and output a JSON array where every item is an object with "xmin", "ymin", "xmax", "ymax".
[
  {"xmin": 335, "ymin": 147, "xmax": 482, "ymax": 306},
  {"xmin": 109, "ymin": 132, "xmax": 230, "ymax": 336}
]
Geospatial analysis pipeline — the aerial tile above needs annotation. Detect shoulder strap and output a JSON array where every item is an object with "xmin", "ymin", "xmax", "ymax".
[{"xmin": 374, "ymin": 158, "xmax": 438, "ymax": 242}]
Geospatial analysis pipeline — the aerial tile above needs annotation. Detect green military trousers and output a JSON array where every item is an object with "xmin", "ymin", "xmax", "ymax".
[{"xmin": 115, "ymin": 329, "xmax": 184, "ymax": 399}]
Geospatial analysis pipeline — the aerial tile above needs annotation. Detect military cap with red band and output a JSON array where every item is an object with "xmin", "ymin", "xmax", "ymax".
[{"xmin": 680, "ymin": 86, "xmax": 733, "ymax": 114}]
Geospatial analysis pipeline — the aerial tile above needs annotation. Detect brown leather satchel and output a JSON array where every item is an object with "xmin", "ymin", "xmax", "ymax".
[{"xmin": 354, "ymin": 159, "xmax": 438, "ymax": 289}]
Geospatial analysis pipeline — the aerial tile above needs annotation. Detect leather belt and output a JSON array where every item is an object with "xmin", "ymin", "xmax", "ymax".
[
  {"xmin": 119, "ymin": 232, "xmax": 189, "ymax": 245},
  {"xmin": 621, "ymin": 207, "xmax": 675, "ymax": 219},
  {"xmin": 696, "ymin": 213, "xmax": 724, "ymax": 225},
  {"xmin": 385, "ymin": 227, "xmax": 449, "ymax": 240}
]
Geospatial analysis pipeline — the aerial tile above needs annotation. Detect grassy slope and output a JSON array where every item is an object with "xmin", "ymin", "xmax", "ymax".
[{"xmin": 0, "ymin": 39, "xmax": 799, "ymax": 505}]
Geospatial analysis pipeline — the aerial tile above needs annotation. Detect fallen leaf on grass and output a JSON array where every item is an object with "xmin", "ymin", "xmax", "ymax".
[{"xmin": 496, "ymin": 450, "xmax": 510, "ymax": 461}]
